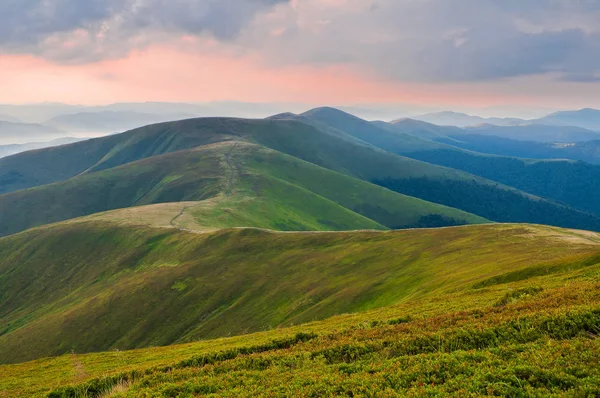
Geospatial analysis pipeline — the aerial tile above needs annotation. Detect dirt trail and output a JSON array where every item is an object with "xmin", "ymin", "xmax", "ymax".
[
  {"xmin": 169, "ymin": 205, "xmax": 188, "ymax": 228},
  {"xmin": 170, "ymin": 142, "xmax": 237, "ymax": 230},
  {"xmin": 224, "ymin": 142, "xmax": 238, "ymax": 196}
]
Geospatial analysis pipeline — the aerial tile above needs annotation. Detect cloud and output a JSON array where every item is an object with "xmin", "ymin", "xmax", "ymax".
[
  {"xmin": 1, "ymin": 0, "xmax": 600, "ymax": 84},
  {"xmin": 0, "ymin": 0, "xmax": 288, "ymax": 62},
  {"xmin": 240, "ymin": 0, "xmax": 600, "ymax": 83}
]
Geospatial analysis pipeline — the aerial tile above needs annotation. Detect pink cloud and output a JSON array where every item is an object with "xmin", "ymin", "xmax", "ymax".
[{"xmin": 0, "ymin": 45, "xmax": 597, "ymax": 109}]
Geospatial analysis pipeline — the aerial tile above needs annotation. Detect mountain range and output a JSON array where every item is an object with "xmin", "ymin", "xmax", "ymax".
[
  {"xmin": 0, "ymin": 137, "xmax": 82, "ymax": 159},
  {"xmin": 412, "ymin": 108, "xmax": 600, "ymax": 131},
  {"xmin": 3, "ymin": 106, "xmax": 600, "ymax": 396},
  {"xmin": 3, "ymin": 103, "xmax": 600, "ymax": 148},
  {"xmin": 44, "ymin": 111, "xmax": 197, "ymax": 133},
  {"xmin": 0, "ymin": 121, "xmax": 65, "ymax": 144},
  {"xmin": 408, "ymin": 111, "xmax": 526, "ymax": 127}
]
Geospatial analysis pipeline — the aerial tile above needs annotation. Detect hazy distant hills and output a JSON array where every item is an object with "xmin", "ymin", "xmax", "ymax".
[
  {"xmin": 0, "ymin": 137, "xmax": 82, "ymax": 159},
  {"xmin": 0, "ymin": 121, "xmax": 65, "ymax": 144},
  {"xmin": 44, "ymin": 111, "xmax": 196, "ymax": 132},
  {"xmin": 374, "ymin": 117, "xmax": 600, "ymax": 164},
  {"xmin": 411, "ymin": 108, "xmax": 600, "ymax": 132},
  {"xmin": 409, "ymin": 111, "xmax": 526, "ymax": 127},
  {"xmin": 0, "ymin": 114, "xmax": 21, "ymax": 123},
  {"xmin": 3, "ymin": 102, "xmax": 600, "ymax": 148},
  {"xmin": 534, "ymin": 108, "xmax": 600, "ymax": 131},
  {"xmin": 464, "ymin": 123, "xmax": 600, "ymax": 142},
  {"xmin": 0, "ymin": 101, "xmax": 306, "ymax": 124}
]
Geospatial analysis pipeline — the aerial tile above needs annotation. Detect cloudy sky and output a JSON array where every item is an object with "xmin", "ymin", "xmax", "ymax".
[{"xmin": 1, "ymin": 0, "xmax": 600, "ymax": 115}]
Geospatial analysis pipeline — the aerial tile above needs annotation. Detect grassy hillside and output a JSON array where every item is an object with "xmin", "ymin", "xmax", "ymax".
[
  {"xmin": 464, "ymin": 123, "xmax": 600, "ymax": 142},
  {"xmin": 437, "ymin": 133, "xmax": 600, "ymax": 165},
  {"xmin": 0, "ymin": 141, "xmax": 487, "ymax": 237},
  {"xmin": 0, "ymin": 143, "xmax": 224, "ymax": 237},
  {"xmin": 404, "ymin": 148, "xmax": 600, "ymax": 217},
  {"xmin": 0, "ymin": 116, "xmax": 380, "ymax": 195},
  {"xmin": 371, "ymin": 119, "xmax": 600, "ymax": 217},
  {"xmin": 1, "ymin": 221, "xmax": 599, "ymax": 366},
  {"xmin": 1, "ymin": 223, "xmax": 600, "ymax": 396},
  {"xmin": 4, "ymin": 113, "xmax": 600, "ymax": 232},
  {"xmin": 302, "ymin": 107, "xmax": 446, "ymax": 153},
  {"xmin": 300, "ymin": 107, "xmax": 600, "ymax": 231},
  {"xmin": 0, "ymin": 118, "xmax": 236, "ymax": 194}
]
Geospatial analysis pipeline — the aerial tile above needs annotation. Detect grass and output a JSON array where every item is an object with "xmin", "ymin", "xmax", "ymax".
[
  {"xmin": 299, "ymin": 107, "xmax": 600, "ymax": 231},
  {"xmin": 0, "ymin": 141, "xmax": 488, "ymax": 237},
  {"xmin": 1, "ymin": 220, "xmax": 599, "ymax": 368},
  {"xmin": 2, "ymin": 114, "xmax": 599, "ymax": 232},
  {"xmin": 1, "ymin": 240, "xmax": 600, "ymax": 396}
]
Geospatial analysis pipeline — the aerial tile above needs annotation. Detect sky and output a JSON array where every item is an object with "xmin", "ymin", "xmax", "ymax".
[{"xmin": 1, "ymin": 0, "xmax": 600, "ymax": 117}]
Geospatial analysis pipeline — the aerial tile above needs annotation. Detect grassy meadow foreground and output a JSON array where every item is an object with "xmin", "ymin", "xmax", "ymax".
[{"xmin": 1, "ymin": 223, "xmax": 600, "ymax": 396}]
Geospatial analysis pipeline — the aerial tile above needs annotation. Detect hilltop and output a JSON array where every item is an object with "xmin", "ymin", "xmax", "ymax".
[
  {"xmin": 0, "ymin": 140, "xmax": 487, "ymax": 237},
  {"xmin": 3, "ymin": 114, "xmax": 599, "ymax": 233}
]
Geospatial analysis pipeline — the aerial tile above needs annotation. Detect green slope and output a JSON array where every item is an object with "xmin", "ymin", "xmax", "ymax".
[
  {"xmin": 370, "ymin": 118, "xmax": 600, "ymax": 218},
  {"xmin": 393, "ymin": 147, "xmax": 600, "ymax": 218},
  {"xmin": 3, "ymin": 114, "xmax": 600, "ymax": 231},
  {"xmin": 299, "ymin": 107, "xmax": 600, "ymax": 231},
  {"xmin": 1, "ymin": 221, "xmax": 599, "ymax": 365},
  {"xmin": 29, "ymin": 266, "xmax": 600, "ymax": 398},
  {"xmin": 0, "ymin": 141, "xmax": 487, "ymax": 237},
  {"xmin": 0, "ymin": 118, "xmax": 237, "ymax": 195},
  {"xmin": 301, "ymin": 107, "xmax": 446, "ymax": 153},
  {"xmin": 193, "ymin": 143, "xmax": 486, "ymax": 230}
]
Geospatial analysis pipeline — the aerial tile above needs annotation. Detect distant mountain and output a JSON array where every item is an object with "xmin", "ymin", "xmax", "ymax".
[
  {"xmin": 0, "ymin": 114, "xmax": 20, "ymax": 123},
  {"xmin": 0, "ymin": 102, "xmax": 306, "ymax": 124},
  {"xmin": 301, "ymin": 108, "xmax": 600, "ymax": 220},
  {"xmin": 464, "ymin": 124, "xmax": 600, "ymax": 142},
  {"xmin": 44, "ymin": 111, "xmax": 195, "ymax": 132},
  {"xmin": 409, "ymin": 111, "xmax": 525, "ymax": 127},
  {"xmin": 0, "ymin": 121, "xmax": 64, "ymax": 144},
  {"xmin": 298, "ymin": 107, "xmax": 600, "ymax": 230},
  {"xmin": 374, "ymin": 119, "xmax": 463, "ymax": 140},
  {"xmin": 431, "ymin": 134, "xmax": 600, "ymax": 165},
  {"xmin": 0, "ymin": 137, "xmax": 82, "ymax": 159},
  {"xmin": 301, "ymin": 107, "xmax": 445, "ymax": 153},
  {"xmin": 376, "ymin": 118, "xmax": 600, "ymax": 144},
  {"xmin": 534, "ymin": 108, "xmax": 600, "ymax": 131}
]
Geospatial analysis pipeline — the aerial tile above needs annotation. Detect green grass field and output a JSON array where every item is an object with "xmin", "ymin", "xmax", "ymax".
[
  {"xmin": 1, "ymin": 222, "xmax": 600, "ymax": 396},
  {"xmin": 1, "ymin": 221, "xmax": 599, "ymax": 368},
  {"xmin": 3, "ymin": 115, "xmax": 600, "ymax": 232},
  {"xmin": 0, "ymin": 141, "xmax": 487, "ymax": 237}
]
